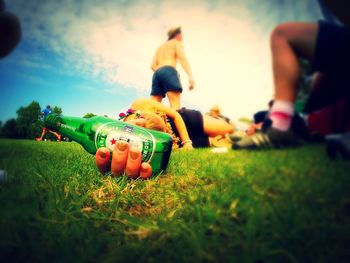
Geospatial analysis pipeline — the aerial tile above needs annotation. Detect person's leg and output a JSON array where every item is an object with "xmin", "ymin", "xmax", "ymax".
[
  {"xmin": 150, "ymin": 95, "xmax": 163, "ymax": 103},
  {"xmin": 161, "ymin": 67, "xmax": 183, "ymax": 109},
  {"xmin": 306, "ymin": 22, "xmax": 350, "ymax": 113},
  {"xmin": 271, "ymin": 22, "xmax": 318, "ymax": 101},
  {"xmin": 166, "ymin": 91, "xmax": 181, "ymax": 110},
  {"xmin": 150, "ymin": 71, "xmax": 164, "ymax": 103},
  {"xmin": 270, "ymin": 22, "xmax": 318, "ymax": 131},
  {"xmin": 35, "ymin": 127, "xmax": 47, "ymax": 141},
  {"xmin": 234, "ymin": 23, "xmax": 318, "ymax": 149},
  {"xmin": 48, "ymin": 130, "xmax": 62, "ymax": 141},
  {"xmin": 203, "ymin": 115, "xmax": 234, "ymax": 137}
]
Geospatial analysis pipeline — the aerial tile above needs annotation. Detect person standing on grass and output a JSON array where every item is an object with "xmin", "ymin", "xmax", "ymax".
[
  {"xmin": 234, "ymin": 0, "xmax": 350, "ymax": 149},
  {"xmin": 150, "ymin": 26, "xmax": 195, "ymax": 110},
  {"xmin": 35, "ymin": 105, "xmax": 61, "ymax": 142}
]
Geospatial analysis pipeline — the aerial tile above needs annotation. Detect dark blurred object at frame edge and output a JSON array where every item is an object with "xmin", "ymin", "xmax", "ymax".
[{"xmin": 0, "ymin": 0, "xmax": 22, "ymax": 58}]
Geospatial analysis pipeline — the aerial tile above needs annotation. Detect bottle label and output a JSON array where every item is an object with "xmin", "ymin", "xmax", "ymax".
[{"xmin": 95, "ymin": 122, "xmax": 156, "ymax": 163}]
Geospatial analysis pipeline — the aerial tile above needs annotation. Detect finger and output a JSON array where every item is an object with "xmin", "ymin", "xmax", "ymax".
[
  {"xmin": 95, "ymin": 147, "xmax": 111, "ymax": 174},
  {"xmin": 125, "ymin": 144, "xmax": 142, "ymax": 179},
  {"xmin": 111, "ymin": 140, "xmax": 129, "ymax": 176},
  {"xmin": 140, "ymin": 163, "xmax": 152, "ymax": 180}
]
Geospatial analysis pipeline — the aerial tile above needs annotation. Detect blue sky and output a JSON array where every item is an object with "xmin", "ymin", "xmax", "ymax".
[{"xmin": 0, "ymin": 0, "xmax": 322, "ymax": 123}]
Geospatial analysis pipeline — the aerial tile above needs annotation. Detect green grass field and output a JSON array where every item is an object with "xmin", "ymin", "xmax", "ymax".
[{"xmin": 1, "ymin": 139, "xmax": 350, "ymax": 263}]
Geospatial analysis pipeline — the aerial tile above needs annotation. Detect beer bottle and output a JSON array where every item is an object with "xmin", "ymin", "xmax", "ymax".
[{"xmin": 44, "ymin": 114, "xmax": 173, "ymax": 174}]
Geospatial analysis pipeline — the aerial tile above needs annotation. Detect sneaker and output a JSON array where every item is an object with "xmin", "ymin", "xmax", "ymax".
[
  {"xmin": 225, "ymin": 130, "xmax": 247, "ymax": 143},
  {"xmin": 211, "ymin": 135, "xmax": 232, "ymax": 148},
  {"xmin": 233, "ymin": 127, "xmax": 298, "ymax": 150}
]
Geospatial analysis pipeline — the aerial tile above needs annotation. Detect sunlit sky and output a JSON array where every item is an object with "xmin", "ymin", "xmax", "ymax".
[{"xmin": 0, "ymin": 0, "xmax": 323, "ymax": 122}]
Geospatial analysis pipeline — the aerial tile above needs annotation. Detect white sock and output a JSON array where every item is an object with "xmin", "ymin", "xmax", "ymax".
[{"xmin": 269, "ymin": 100, "xmax": 294, "ymax": 131}]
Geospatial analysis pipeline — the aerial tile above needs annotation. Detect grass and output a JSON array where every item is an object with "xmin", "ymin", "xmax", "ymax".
[{"xmin": 0, "ymin": 139, "xmax": 350, "ymax": 263}]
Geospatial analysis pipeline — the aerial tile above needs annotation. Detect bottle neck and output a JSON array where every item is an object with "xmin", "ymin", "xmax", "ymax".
[{"xmin": 44, "ymin": 114, "xmax": 88, "ymax": 143}]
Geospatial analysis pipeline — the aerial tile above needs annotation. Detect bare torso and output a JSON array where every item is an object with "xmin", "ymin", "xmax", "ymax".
[
  {"xmin": 152, "ymin": 39, "xmax": 178, "ymax": 71},
  {"xmin": 150, "ymin": 38, "xmax": 194, "ymax": 108}
]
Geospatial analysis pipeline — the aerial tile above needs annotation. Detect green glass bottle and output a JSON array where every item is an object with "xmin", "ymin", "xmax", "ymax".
[{"xmin": 44, "ymin": 114, "xmax": 173, "ymax": 174}]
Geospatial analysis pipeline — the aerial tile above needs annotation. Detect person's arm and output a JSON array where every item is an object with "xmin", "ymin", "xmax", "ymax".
[
  {"xmin": 175, "ymin": 42, "xmax": 195, "ymax": 89},
  {"xmin": 151, "ymin": 51, "xmax": 158, "ymax": 72},
  {"xmin": 131, "ymin": 98, "xmax": 193, "ymax": 148},
  {"xmin": 322, "ymin": 0, "xmax": 350, "ymax": 28},
  {"xmin": 151, "ymin": 101, "xmax": 192, "ymax": 145}
]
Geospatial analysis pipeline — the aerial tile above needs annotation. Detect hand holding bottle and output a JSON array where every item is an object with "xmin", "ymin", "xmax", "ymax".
[
  {"xmin": 44, "ymin": 114, "xmax": 173, "ymax": 175},
  {"xmin": 95, "ymin": 140, "xmax": 153, "ymax": 179}
]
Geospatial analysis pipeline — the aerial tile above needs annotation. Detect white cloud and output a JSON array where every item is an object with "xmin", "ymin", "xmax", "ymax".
[{"xmin": 9, "ymin": 0, "xmax": 322, "ymax": 121}]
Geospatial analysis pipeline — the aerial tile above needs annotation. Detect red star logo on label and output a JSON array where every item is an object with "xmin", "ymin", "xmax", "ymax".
[{"xmin": 110, "ymin": 138, "xmax": 117, "ymax": 145}]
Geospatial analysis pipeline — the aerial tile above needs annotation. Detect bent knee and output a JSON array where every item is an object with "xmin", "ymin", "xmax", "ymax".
[{"xmin": 271, "ymin": 23, "xmax": 290, "ymax": 42}]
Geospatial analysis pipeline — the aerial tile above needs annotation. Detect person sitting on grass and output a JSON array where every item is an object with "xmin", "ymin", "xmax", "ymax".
[
  {"xmin": 95, "ymin": 98, "xmax": 234, "ymax": 178},
  {"xmin": 207, "ymin": 105, "xmax": 235, "ymax": 147},
  {"xmin": 244, "ymin": 100, "xmax": 309, "ymax": 139},
  {"xmin": 121, "ymin": 98, "xmax": 234, "ymax": 150},
  {"xmin": 35, "ymin": 105, "xmax": 62, "ymax": 142},
  {"xmin": 207, "ymin": 105, "xmax": 231, "ymax": 124},
  {"xmin": 234, "ymin": 0, "xmax": 350, "ymax": 149}
]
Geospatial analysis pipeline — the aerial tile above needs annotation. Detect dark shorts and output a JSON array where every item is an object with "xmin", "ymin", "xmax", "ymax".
[
  {"xmin": 151, "ymin": 66, "xmax": 183, "ymax": 98},
  {"xmin": 313, "ymin": 21, "xmax": 350, "ymax": 75},
  {"xmin": 305, "ymin": 21, "xmax": 350, "ymax": 112},
  {"xmin": 170, "ymin": 108, "xmax": 209, "ymax": 148}
]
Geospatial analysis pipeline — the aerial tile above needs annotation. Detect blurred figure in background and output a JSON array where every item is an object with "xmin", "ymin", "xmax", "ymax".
[
  {"xmin": 234, "ymin": 0, "xmax": 350, "ymax": 149},
  {"xmin": 207, "ymin": 105, "xmax": 235, "ymax": 148},
  {"xmin": 35, "ymin": 105, "xmax": 62, "ymax": 142},
  {"xmin": 208, "ymin": 105, "xmax": 232, "ymax": 124}
]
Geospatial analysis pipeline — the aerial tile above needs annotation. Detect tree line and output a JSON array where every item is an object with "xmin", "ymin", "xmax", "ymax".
[
  {"xmin": 0, "ymin": 101, "xmax": 62, "ymax": 139},
  {"xmin": 0, "ymin": 101, "xmax": 97, "ymax": 140}
]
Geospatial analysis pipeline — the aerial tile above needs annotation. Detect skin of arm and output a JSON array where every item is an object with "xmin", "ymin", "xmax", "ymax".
[
  {"xmin": 130, "ymin": 98, "xmax": 191, "ymax": 143},
  {"xmin": 323, "ymin": 0, "xmax": 350, "ymax": 28},
  {"xmin": 175, "ymin": 41, "xmax": 194, "ymax": 82},
  {"xmin": 151, "ymin": 51, "xmax": 158, "ymax": 71}
]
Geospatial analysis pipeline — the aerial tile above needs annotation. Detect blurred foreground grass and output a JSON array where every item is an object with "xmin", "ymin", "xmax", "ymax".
[{"xmin": 0, "ymin": 139, "xmax": 350, "ymax": 263}]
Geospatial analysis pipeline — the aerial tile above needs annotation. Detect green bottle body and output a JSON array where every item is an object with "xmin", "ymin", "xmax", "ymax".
[{"xmin": 44, "ymin": 114, "xmax": 173, "ymax": 174}]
